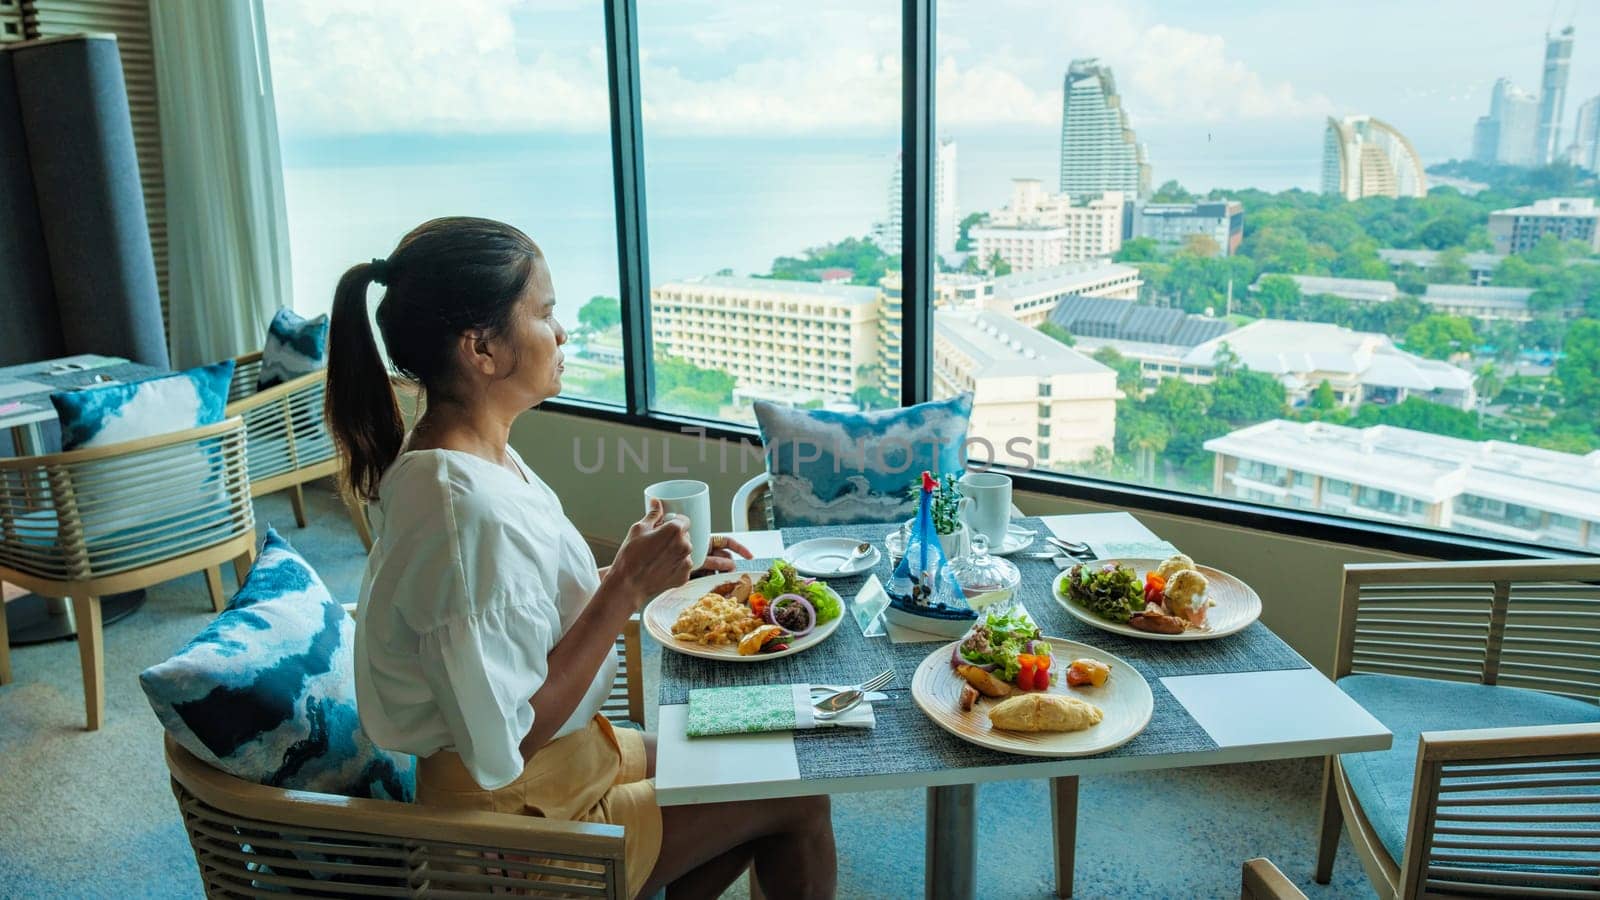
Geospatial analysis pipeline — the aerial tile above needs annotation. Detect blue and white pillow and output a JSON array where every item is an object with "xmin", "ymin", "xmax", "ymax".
[
  {"xmin": 50, "ymin": 360, "xmax": 234, "ymax": 451},
  {"xmin": 753, "ymin": 394, "xmax": 973, "ymax": 527},
  {"xmin": 139, "ymin": 528, "xmax": 415, "ymax": 802},
  {"xmin": 258, "ymin": 307, "xmax": 329, "ymax": 390}
]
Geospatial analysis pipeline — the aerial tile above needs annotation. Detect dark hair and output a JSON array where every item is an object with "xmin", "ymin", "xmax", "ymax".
[{"xmin": 324, "ymin": 216, "xmax": 543, "ymax": 503}]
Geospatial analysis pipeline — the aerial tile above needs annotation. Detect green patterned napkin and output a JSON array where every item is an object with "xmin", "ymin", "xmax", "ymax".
[{"xmin": 687, "ymin": 684, "xmax": 805, "ymax": 736}]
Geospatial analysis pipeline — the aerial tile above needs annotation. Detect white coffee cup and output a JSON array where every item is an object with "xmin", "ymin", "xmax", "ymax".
[
  {"xmin": 958, "ymin": 471, "xmax": 1012, "ymax": 547},
  {"xmin": 643, "ymin": 480, "xmax": 711, "ymax": 569}
]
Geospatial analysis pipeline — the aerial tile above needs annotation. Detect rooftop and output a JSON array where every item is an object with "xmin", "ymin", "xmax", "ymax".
[
  {"xmin": 1377, "ymin": 248, "xmax": 1500, "ymax": 270},
  {"xmin": 1274, "ymin": 275, "xmax": 1398, "ymax": 302},
  {"xmin": 990, "ymin": 261, "xmax": 1140, "ymax": 301},
  {"xmin": 1049, "ymin": 295, "xmax": 1231, "ymax": 347},
  {"xmin": 661, "ymin": 274, "xmax": 882, "ymax": 305},
  {"xmin": 1422, "ymin": 284, "xmax": 1534, "ymax": 309},
  {"xmin": 936, "ymin": 309, "xmax": 1112, "ymax": 379},
  {"xmin": 1493, "ymin": 197, "xmax": 1600, "ymax": 217},
  {"xmin": 1205, "ymin": 419, "xmax": 1600, "ymax": 518},
  {"xmin": 1181, "ymin": 320, "xmax": 1473, "ymax": 393}
]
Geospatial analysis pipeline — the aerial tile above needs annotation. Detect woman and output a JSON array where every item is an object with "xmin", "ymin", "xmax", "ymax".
[{"xmin": 326, "ymin": 217, "xmax": 837, "ymax": 899}]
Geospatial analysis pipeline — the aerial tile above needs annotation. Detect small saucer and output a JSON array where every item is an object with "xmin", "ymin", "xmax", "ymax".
[
  {"xmin": 785, "ymin": 537, "xmax": 881, "ymax": 577},
  {"xmin": 987, "ymin": 526, "xmax": 1037, "ymax": 556}
]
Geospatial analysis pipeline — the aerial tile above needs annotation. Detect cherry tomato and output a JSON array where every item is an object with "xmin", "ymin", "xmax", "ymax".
[{"xmin": 1017, "ymin": 656, "xmax": 1037, "ymax": 690}]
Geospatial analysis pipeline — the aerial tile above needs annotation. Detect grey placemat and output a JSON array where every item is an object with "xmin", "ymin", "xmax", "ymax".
[{"xmin": 655, "ymin": 519, "xmax": 1310, "ymax": 781}]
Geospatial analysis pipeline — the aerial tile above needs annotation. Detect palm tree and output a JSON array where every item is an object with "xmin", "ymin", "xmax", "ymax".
[
  {"xmin": 1125, "ymin": 413, "xmax": 1170, "ymax": 484},
  {"xmin": 1473, "ymin": 362, "xmax": 1504, "ymax": 429}
]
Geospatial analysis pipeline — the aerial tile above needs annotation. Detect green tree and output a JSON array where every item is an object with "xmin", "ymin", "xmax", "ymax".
[
  {"xmin": 1350, "ymin": 396, "xmax": 1483, "ymax": 439},
  {"xmin": 1427, "ymin": 247, "xmax": 1470, "ymax": 285},
  {"xmin": 1123, "ymin": 411, "xmax": 1170, "ymax": 482},
  {"xmin": 1180, "ymin": 233, "xmax": 1222, "ymax": 258},
  {"xmin": 1037, "ymin": 321, "xmax": 1075, "ymax": 346},
  {"xmin": 1253, "ymin": 274, "xmax": 1303, "ymax": 318},
  {"xmin": 769, "ymin": 236, "xmax": 892, "ymax": 285},
  {"xmin": 988, "ymin": 251, "xmax": 1012, "ymax": 276},
  {"xmin": 1556, "ymin": 318, "xmax": 1600, "ymax": 416},
  {"xmin": 577, "ymin": 295, "xmax": 621, "ymax": 332},
  {"xmin": 1311, "ymin": 379, "xmax": 1338, "ymax": 412},
  {"xmin": 1114, "ymin": 237, "xmax": 1161, "ymax": 263},
  {"xmin": 1151, "ymin": 180, "xmax": 1194, "ymax": 203},
  {"xmin": 1403, "ymin": 315, "xmax": 1478, "ymax": 360},
  {"xmin": 1092, "ymin": 346, "xmax": 1143, "ymax": 394},
  {"xmin": 1210, "ymin": 369, "xmax": 1287, "ymax": 425},
  {"xmin": 1525, "ymin": 234, "xmax": 1569, "ymax": 267},
  {"xmin": 1418, "ymin": 217, "xmax": 1470, "ymax": 250},
  {"xmin": 1492, "ymin": 255, "xmax": 1539, "ymax": 287},
  {"xmin": 955, "ymin": 212, "xmax": 986, "ymax": 252},
  {"xmin": 653, "ymin": 355, "xmax": 736, "ymax": 406}
]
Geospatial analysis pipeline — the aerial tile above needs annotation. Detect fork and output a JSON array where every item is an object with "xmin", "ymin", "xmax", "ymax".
[{"xmin": 812, "ymin": 670, "xmax": 894, "ymax": 719}]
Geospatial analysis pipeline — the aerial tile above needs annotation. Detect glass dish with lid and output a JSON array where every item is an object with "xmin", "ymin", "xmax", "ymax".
[{"xmin": 948, "ymin": 533, "xmax": 1021, "ymax": 613}]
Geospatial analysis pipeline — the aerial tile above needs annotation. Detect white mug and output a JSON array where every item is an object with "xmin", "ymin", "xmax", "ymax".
[
  {"xmin": 958, "ymin": 471, "xmax": 1012, "ymax": 547},
  {"xmin": 643, "ymin": 480, "xmax": 711, "ymax": 569}
]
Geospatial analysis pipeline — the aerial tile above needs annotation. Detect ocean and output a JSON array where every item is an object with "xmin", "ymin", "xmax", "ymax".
[{"xmin": 281, "ymin": 133, "xmax": 1321, "ymax": 321}]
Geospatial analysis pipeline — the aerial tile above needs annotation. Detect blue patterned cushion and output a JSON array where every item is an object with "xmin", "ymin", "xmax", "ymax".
[
  {"xmin": 258, "ymin": 307, "xmax": 328, "ymax": 390},
  {"xmin": 139, "ymin": 528, "xmax": 415, "ymax": 802},
  {"xmin": 753, "ymin": 395, "xmax": 973, "ymax": 527},
  {"xmin": 50, "ymin": 360, "xmax": 234, "ymax": 451},
  {"xmin": 1338, "ymin": 673, "xmax": 1600, "ymax": 865}
]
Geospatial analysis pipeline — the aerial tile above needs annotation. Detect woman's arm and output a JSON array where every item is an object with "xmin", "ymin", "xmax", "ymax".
[{"xmin": 517, "ymin": 576, "xmax": 639, "ymax": 757}]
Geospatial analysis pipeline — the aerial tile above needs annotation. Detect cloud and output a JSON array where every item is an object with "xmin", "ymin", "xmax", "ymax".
[{"xmin": 263, "ymin": 0, "xmax": 1326, "ymax": 137}]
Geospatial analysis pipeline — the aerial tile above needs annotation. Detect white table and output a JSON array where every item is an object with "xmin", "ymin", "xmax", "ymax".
[{"xmin": 654, "ymin": 513, "xmax": 1391, "ymax": 899}]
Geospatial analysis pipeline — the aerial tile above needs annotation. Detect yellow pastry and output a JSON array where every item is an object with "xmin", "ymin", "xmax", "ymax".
[{"xmin": 987, "ymin": 693, "xmax": 1103, "ymax": 733}]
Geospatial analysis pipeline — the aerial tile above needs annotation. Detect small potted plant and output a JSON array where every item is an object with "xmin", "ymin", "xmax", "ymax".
[{"xmin": 904, "ymin": 473, "xmax": 969, "ymax": 559}]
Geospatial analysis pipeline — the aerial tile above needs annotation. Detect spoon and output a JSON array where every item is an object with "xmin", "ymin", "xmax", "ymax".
[
  {"xmin": 832, "ymin": 541, "xmax": 873, "ymax": 574},
  {"xmin": 813, "ymin": 670, "xmax": 894, "ymax": 719},
  {"xmin": 1046, "ymin": 536, "xmax": 1094, "ymax": 558}
]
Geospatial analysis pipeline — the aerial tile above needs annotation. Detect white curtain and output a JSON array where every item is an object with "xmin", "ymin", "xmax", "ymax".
[{"xmin": 152, "ymin": 0, "xmax": 292, "ymax": 369}]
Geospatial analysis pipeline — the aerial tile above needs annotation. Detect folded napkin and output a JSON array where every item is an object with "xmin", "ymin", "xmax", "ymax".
[
  {"xmin": 1087, "ymin": 539, "xmax": 1182, "ymax": 560},
  {"xmin": 686, "ymin": 684, "xmax": 875, "ymax": 737}
]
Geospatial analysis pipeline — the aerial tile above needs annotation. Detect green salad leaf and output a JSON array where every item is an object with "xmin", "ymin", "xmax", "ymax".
[
  {"xmin": 756, "ymin": 561, "xmax": 841, "ymax": 624},
  {"xmin": 957, "ymin": 608, "xmax": 1044, "ymax": 682},
  {"xmin": 1059, "ymin": 562, "xmax": 1143, "ymax": 623}
]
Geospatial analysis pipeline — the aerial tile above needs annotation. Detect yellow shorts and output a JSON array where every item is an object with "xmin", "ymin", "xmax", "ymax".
[{"xmin": 417, "ymin": 714, "xmax": 662, "ymax": 899}]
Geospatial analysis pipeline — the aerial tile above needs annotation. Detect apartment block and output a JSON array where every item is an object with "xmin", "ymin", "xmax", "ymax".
[
  {"xmin": 971, "ymin": 179, "xmax": 1123, "ymax": 273},
  {"xmin": 932, "ymin": 309, "xmax": 1119, "ymax": 467},
  {"xmin": 1132, "ymin": 200, "xmax": 1244, "ymax": 255},
  {"xmin": 1488, "ymin": 197, "xmax": 1600, "ymax": 255},
  {"xmin": 1206, "ymin": 419, "xmax": 1600, "ymax": 551},
  {"xmin": 651, "ymin": 275, "xmax": 881, "ymax": 404},
  {"xmin": 980, "ymin": 260, "xmax": 1142, "ymax": 327}
]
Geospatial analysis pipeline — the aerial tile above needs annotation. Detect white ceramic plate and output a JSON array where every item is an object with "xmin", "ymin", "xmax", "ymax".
[
  {"xmin": 911, "ymin": 637, "xmax": 1154, "ymax": 757},
  {"xmin": 643, "ymin": 572, "xmax": 846, "ymax": 662},
  {"xmin": 1052, "ymin": 558, "xmax": 1262, "ymax": 642},
  {"xmin": 785, "ymin": 537, "xmax": 880, "ymax": 577}
]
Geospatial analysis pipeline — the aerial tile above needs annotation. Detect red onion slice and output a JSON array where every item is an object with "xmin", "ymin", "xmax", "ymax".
[{"xmin": 770, "ymin": 593, "xmax": 817, "ymax": 637}]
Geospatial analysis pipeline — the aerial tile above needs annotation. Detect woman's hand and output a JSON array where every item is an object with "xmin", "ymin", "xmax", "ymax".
[
  {"xmin": 606, "ymin": 499, "xmax": 694, "ymax": 610},
  {"xmin": 692, "ymin": 535, "xmax": 754, "ymax": 576}
]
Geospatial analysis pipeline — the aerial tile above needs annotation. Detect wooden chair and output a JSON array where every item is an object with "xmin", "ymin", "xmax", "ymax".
[
  {"xmin": 1241, "ymin": 858, "xmax": 1307, "ymax": 900},
  {"xmin": 165, "ymin": 617, "xmax": 646, "ymax": 897},
  {"xmin": 226, "ymin": 352, "xmax": 371, "ymax": 549},
  {"xmin": 1315, "ymin": 558, "xmax": 1600, "ymax": 899},
  {"xmin": 0, "ymin": 418, "xmax": 257, "ymax": 729}
]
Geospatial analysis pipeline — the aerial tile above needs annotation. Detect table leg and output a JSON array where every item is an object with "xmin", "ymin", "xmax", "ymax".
[
  {"xmin": 925, "ymin": 784, "xmax": 976, "ymax": 900},
  {"xmin": 1050, "ymin": 776, "xmax": 1079, "ymax": 898}
]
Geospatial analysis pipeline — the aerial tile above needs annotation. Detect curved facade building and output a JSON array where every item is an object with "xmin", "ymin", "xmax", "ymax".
[{"xmin": 1321, "ymin": 116, "xmax": 1427, "ymax": 200}]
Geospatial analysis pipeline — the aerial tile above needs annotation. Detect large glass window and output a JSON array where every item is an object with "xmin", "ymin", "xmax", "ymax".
[
  {"xmin": 935, "ymin": 0, "xmax": 1600, "ymax": 550},
  {"xmin": 262, "ymin": 1, "xmax": 623, "ymax": 405},
  {"xmin": 636, "ymin": 2, "xmax": 901, "ymax": 423}
]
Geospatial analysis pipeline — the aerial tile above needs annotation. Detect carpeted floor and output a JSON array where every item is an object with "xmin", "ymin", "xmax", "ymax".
[{"xmin": 0, "ymin": 482, "xmax": 1378, "ymax": 898}]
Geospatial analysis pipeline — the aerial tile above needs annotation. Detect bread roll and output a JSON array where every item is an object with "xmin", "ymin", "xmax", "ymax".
[{"xmin": 987, "ymin": 693, "xmax": 1102, "ymax": 732}]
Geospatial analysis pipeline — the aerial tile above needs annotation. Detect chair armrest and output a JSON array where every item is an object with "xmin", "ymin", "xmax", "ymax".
[
  {"xmin": 1397, "ymin": 721, "xmax": 1600, "ymax": 898},
  {"xmin": 1241, "ymin": 857, "xmax": 1307, "ymax": 900}
]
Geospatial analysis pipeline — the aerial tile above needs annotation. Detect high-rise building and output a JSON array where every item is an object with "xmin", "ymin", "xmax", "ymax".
[
  {"xmin": 1497, "ymin": 83, "xmax": 1541, "ymax": 166},
  {"xmin": 1321, "ymin": 115, "xmax": 1427, "ymax": 200},
  {"xmin": 872, "ymin": 139, "xmax": 958, "ymax": 258},
  {"xmin": 1132, "ymin": 200, "xmax": 1245, "ymax": 255},
  {"xmin": 1573, "ymin": 94, "xmax": 1600, "ymax": 170},
  {"xmin": 1537, "ymin": 27, "xmax": 1576, "ymax": 166},
  {"xmin": 1058, "ymin": 59, "xmax": 1149, "ymax": 201},
  {"xmin": 969, "ymin": 179, "xmax": 1124, "ymax": 272}
]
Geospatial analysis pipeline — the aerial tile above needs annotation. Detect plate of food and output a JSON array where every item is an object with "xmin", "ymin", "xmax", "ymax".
[
  {"xmin": 643, "ymin": 561, "xmax": 847, "ymax": 661},
  {"xmin": 911, "ymin": 608, "xmax": 1153, "ymax": 757},
  {"xmin": 1052, "ymin": 554, "xmax": 1262, "ymax": 641}
]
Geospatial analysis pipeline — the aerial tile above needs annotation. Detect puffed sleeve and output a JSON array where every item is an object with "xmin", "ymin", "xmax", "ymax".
[{"xmin": 415, "ymin": 598, "xmax": 556, "ymax": 790}]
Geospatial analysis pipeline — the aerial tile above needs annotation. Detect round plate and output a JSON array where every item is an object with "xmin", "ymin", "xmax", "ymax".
[
  {"xmin": 785, "ymin": 537, "xmax": 880, "ymax": 577},
  {"xmin": 643, "ymin": 573, "xmax": 846, "ymax": 662},
  {"xmin": 911, "ymin": 637, "xmax": 1154, "ymax": 757},
  {"xmin": 884, "ymin": 523, "xmax": 1035, "ymax": 558},
  {"xmin": 1052, "ymin": 558, "xmax": 1262, "ymax": 641}
]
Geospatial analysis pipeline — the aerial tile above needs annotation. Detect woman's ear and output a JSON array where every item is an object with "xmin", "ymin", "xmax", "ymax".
[{"xmin": 457, "ymin": 330, "xmax": 496, "ymax": 376}]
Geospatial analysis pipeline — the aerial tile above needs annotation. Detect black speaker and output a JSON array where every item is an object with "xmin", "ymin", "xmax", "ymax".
[
  {"xmin": 0, "ymin": 46, "xmax": 64, "ymax": 367},
  {"xmin": 11, "ymin": 34, "xmax": 168, "ymax": 369}
]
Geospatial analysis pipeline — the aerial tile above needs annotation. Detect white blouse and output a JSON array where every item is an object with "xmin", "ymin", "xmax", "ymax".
[{"xmin": 353, "ymin": 447, "xmax": 617, "ymax": 791}]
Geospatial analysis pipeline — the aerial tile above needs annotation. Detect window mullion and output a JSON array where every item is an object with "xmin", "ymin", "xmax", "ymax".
[
  {"xmin": 604, "ymin": 0, "xmax": 653, "ymax": 415},
  {"xmin": 899, "ymin": 0, "xmax": 934, "ymax": 407}
]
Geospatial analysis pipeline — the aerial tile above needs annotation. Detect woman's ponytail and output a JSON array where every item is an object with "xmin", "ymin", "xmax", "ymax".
[{"xmin": 325, "ymin": 261, "xmax": 403, "ymax": 505}]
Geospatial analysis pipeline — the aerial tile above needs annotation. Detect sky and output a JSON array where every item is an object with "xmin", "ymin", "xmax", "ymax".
[{"xmin": 264, "ymin": 0, "xmax": 1600, "ymax": 164}]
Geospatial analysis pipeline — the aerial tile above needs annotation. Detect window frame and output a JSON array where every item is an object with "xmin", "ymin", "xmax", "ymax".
[{"xmin": 543, "ymin": 0, "xmax": 1575, "ymax": 563}]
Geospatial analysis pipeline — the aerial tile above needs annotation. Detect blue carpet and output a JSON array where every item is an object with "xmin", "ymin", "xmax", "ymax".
[{"xmin": 0, "ymin": 481, "xmax": 1376, "ymax": 898}]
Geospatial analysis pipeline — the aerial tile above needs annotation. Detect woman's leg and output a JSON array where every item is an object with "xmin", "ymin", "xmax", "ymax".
[{"xmin": 638, "ymin": 796, "xmax": 835, "ymax": 900}]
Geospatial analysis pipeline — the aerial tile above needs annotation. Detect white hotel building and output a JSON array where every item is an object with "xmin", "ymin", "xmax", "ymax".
[
  {"xmin": 1206, "ymin": 420, "xmax": 1600, "ymax": 551},
  {"xmin": 971, "ymin": 179, "xmax": 1123, "ymax": 274},
  {"xmin": 933, "ymin": 310, "xmax": 1120, "ymax": 468}
]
